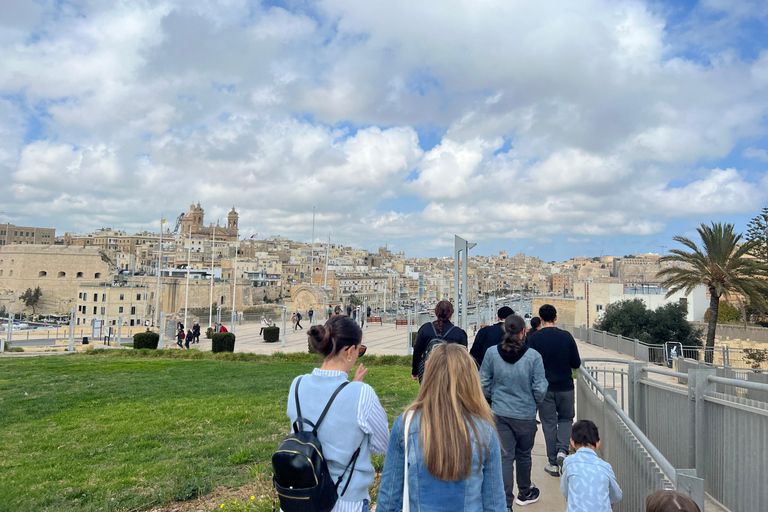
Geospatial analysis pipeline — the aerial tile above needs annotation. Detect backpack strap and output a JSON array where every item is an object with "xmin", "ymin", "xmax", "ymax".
[
  {"xmin": 292, "ymin": 378, "xmax": 351, "ymax": 435},
  {"xmin": 442, "ymin": 325, "xmax": 456, "ymax": 338},
  {"xmin": 336, "ymin": 440, "xmax": 363, "ymax": 496}
]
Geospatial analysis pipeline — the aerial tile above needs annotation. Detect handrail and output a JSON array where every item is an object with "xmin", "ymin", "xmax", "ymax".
[
  {"xmin": 642, "ymin": 367, "xmax": 688, "ymax": 380},
  {"xmin": 708, "ymin": 375, "xmax": 768, "ymax": 392},
  {"xmin": 579, "ymin": 366, "xmax": 678, "ymax": 485},
  {"xmin": 582, "ymin": 357, "xmax": 632, "ymax": 365}
]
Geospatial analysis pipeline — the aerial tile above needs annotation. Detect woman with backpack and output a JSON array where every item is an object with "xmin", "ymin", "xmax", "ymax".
[
  {"xmin": 411, "ymin": 300, "xmax": 468, "ymax": 382},
  {"xmin": 480, "ymin": 315, "xmax": 548, "ymax": 509},
  {"xmin": 377, "ymin": 343, "xmax": 506, "ymax": 511},
  {"xmin": 279, "ymin": 315, "xmax": 389, "ymax": 512}
]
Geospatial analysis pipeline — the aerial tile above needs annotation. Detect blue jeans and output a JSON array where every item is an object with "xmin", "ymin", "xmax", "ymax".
[{"xmin": 362, "ymin": 499, "xmax": 370, "ymax": 512}]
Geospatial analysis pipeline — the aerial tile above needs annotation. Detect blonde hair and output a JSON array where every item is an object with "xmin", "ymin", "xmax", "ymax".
[{"xmin": 406, "ymin": 343, "xmax": 496, "ymax": 481}]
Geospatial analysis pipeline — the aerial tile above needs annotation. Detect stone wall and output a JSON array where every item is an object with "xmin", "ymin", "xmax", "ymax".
[{"xmin": 0, "ymin": 245, "xmax": 111, "ymax": 314}]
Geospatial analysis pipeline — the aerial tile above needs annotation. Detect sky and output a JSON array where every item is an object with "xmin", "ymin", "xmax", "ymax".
[{"xmin": 2, "ymin": 0, "xmax": 768, "ymax": 261}]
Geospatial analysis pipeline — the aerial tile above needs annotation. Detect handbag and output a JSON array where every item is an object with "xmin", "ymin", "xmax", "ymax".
[{"xmin": 402, "ymin": 410, "xmax": 414, "ymax": 512}]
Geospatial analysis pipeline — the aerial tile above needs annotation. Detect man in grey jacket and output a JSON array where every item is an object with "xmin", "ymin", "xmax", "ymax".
[{"xmin": 480, "ymin": 315, "xmax": 548, "ymax": 510}]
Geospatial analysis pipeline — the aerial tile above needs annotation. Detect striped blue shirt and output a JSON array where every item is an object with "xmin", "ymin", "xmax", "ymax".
[
  {"xmin": 561, "ymin": 447, "xmax": 622, "ymax": 512},
  {"xmin": 295, "ymin": 369, "xmax": 390, "ymax": 512}
]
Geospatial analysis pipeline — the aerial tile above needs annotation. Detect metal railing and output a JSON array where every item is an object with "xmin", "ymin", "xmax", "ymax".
[
  {"xmin": 564, "ymin": 324, "xmax": 768, "ymax": 370},
  {"xmin": 580, "ymin": 357, "xmax": 768, "ymax": 512}
]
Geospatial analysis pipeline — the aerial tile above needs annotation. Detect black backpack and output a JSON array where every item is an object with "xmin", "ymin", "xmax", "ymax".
[
  {"xmin": 272, "ymin": 377, "xmax": 362, "ymax": 512},
  {"xmin": 417, "ymin": 322, "xmax": 456, "ymax": 382}
]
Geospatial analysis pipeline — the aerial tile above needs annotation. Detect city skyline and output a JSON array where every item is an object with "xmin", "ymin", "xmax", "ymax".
[{"xmin": 2, "ymin": 1, "xmax": 768, "ymax": 260}]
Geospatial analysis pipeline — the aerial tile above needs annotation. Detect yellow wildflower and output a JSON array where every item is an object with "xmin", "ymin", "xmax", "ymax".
[{"xmin": 250, "ymin": 496, "xmax": 255, "ymax": 500}]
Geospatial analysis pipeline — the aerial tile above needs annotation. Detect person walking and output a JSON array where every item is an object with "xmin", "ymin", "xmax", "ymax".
[
  {"xmin": 528, "ymin": 304, "xmax": 581, "ymax": 477},
  {"xmin": 480, "ymin": 315, "xmax": 548, "ymax": 509},
  {"xmin": 176, "ymin": 327, "xmax": 185, "ymax": 349},
  {"xmin": 293, "ymin": 310, "xmax": 304, "ymax": 330},
  {"xmin": 192, "ymin": 321, "xmax": 201, "ymax": 343},
  {"xmin": 308, "ymin": 308, "xmax": 314, "ymax": 325},
  {"xmin": 377, "ymin": 343, "xmax": 506, "ymax": 511},
  {"xmin": 285, "ymin": 315, "xmax": 389, "ymax": 512},
  {"xmin": 411, "ymin": 300, "xmax": 468, "ymax": 383},
  {"xmin": 470, "ymin": 306, "xmax": 515, "ymax": 368},
  {"xmin": 347, "ymin": 305, "xmax": 353, "ymax": 317},
  {"xmin": 185, "ymin": 328, "xmax": 193, "ymax": 349}
]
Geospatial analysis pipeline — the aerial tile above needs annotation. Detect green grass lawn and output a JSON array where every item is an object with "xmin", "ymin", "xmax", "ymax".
[{"xmin": 0, "ymin": 351, "xmax": 419, "ymax": 512}]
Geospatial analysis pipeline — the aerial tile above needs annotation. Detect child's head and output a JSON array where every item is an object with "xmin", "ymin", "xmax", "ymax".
[
  {"xmin": 570, "ymin": 419, "xmax": 600, "ymax": 450},
  {"xmin": 645, "ymin": 490, "xmax": 701, "ymax": 512}
]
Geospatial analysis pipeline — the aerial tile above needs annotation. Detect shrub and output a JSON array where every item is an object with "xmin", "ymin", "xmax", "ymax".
[
  {"xmin": 205, "ymin": 327, "xmax": 214, "ymax": 339},
  {"xmin": 212, "ymin": 332, "xmax": 236, "ymax": 353},
  {"xmin": 704, "ymin": 301, "xmax": 742, "ymax": 324},
  {"xmin": 262, "ymin": 326, "xmax": 280, "ymax": 343},
  {"xmin": 133, "ymin": 331, "xmax": 159, "ymax": 350}
]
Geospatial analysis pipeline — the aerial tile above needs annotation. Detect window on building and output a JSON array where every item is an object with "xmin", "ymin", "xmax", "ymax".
[
  {"xmin": 131, "ymin": 307, "xmax": 136, "ymax": 315},
  {"xmin": 39, "ymin": 271, "xmax": 47, "ymax": 277},
  {"xmin": 58, "ymin": 271, "xmax": 66, "ymax": 278},
  {"xmin": 119, "ymin": 307, "xmax": 124, "ymax": 313},
  {"xmin": 136, "ymin": 293, "xmax": 141, "ymax": 300},
  {"xmin": 93, "ymin": 294, "xmax": 98, "ymax": 301},
  {"xmin": 76, "ymin": 272, "xmax": 83, "ymax": 278},
  {"xmin": 93, "ymin": 306, "xmax": 97, "ymax": 314},
  {"xmin": 95, "ymin": 273, "xmax": 102, "ymax": 279},
  {"xmin": 102, "ymin": 294, "xmax": 106, "ymax": 302},
  {"xmin": 77, "ymin": 318, "xmax": 80, "ymax": 325},
  {"xmin": 119, "ymin": 294, "xmax": 124, "ymax": 301},
  {"xmin": 101, "ymin": 307, "xmax": 105, "ymax": 315}
]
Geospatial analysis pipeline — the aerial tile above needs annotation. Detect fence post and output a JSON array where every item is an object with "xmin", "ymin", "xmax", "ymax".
[
  {"xmin": 406, "ymin": 310, "xmax": 412, "ymax": 356},
  {"xmin": 68, "ymin": 308, "xmax": 75, "ymax": 352},
  {"xmin": 117, "ymin": 315, "xmax": 122, "ymax": 347},
  {"xmin": 281, "ymin": 306, "xmax": 287, "ymax": 348},
  {"xmin": 627, "ymin": 362, "xmax": 646, "ymax": 424},
  {"xmin": 158, "ymin": 312, "xmax": 165, "ymax": 349},
  {"xmin": 676, "ymin": 469, "xmax": 705, "ymax": 512},
  {"xmin": 689, "ymin": 369, "xmax": 716, "ymax": 476}
]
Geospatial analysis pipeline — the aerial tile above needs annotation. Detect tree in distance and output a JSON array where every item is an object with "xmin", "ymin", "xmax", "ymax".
[
  {"xmin": 20, "ymin": 287, "xmax": 42, "ymax": 316},
  {"xmin": 703, "ymin": 301, "xmax": 742, "ymax": 324},
  {"xmin": 347, "ymin": 293, "xmax": 363, "ymax": 306},
  {"xmin": 595, "ymin": 299, "xmax": 701, "ymax": 347},
  {"xmin": 657, "ymin": 222, "xmax": 768, "ymax": 363}
]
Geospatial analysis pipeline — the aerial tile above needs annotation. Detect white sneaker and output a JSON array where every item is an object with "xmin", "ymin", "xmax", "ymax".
[
  {"xmin": 544, "ymin": 463, "xmax": 560, "ymax": 477},
  {"xmin": 556, "ymin": 451, "xmax": 567, "ymax": 470}
]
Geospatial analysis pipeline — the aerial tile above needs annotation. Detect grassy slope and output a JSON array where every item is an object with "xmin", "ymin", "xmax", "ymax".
[{"xmin": 0, "ymin": 352, "xmax": 419, "ymax": 512}]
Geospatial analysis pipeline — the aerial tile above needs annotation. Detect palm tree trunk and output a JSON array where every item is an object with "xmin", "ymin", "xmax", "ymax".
[{"xmin": 705, "ymin": 287, "xmax": 719, "ymax": 364}]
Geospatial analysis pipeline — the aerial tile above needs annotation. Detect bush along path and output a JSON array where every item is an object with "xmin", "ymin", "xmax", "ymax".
[{"xmin": 0, "ymin": 351, "xmax": 418, "ymax": 512}]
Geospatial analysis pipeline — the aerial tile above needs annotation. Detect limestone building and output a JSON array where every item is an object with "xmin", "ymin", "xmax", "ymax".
[
  {"xmin": 179, "ymin": 203, "xmax": 239, "ymax": 242},
  {"xmin": 1, "ymin": 224, "xmax": 55, "ymax": 246}
]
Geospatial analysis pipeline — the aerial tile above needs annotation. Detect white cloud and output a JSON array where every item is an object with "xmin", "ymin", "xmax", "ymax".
[{"xmin": 1, "ymin": 0, "xmax": 768, "ymax": 256}]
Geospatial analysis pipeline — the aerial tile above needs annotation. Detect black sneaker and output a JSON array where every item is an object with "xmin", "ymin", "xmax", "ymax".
[{"xmin": 515, "ymin": 486, "xmax": 540, "ymax": 506}]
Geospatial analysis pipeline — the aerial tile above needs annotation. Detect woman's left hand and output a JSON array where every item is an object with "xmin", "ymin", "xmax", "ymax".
[{"xmin": 353, "ymin": 363, "xmax": 368, "ymax": 382}]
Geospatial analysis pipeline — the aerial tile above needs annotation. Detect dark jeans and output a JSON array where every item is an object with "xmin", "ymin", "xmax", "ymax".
[
  {"xmin": 295, "ymin": 320, "xmax": 302, "ymax": 330},
  {"xmin": 539, "ymin": 389, "xmax": 575, "ymax": 464},
  {"xmin": 495, "ymin": 415, "xmax": 537, "ymax": 506}
]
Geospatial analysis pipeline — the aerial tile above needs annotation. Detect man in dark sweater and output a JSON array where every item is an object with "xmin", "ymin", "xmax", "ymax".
[
  {"xmin": 528, "ymin": 304, "xmax": 581, "ymax": 477},
  {"xmin": 470, "ymin": 306, "xmax": 514, "ymax": 368}
]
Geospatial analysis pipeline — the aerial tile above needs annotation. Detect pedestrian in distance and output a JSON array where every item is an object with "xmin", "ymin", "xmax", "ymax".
[
  {"xmin": 260, "ymin": 315, "xmax": 269, "ymax": 335},
  {"xmin": 293, "ymin": 310, "xmax": 303, "ymax": 330},
  {"xmin": 185, "ymin": 329, "xmax": 193, "ymax": 349},
  {"xmin": 308, "ymin": 308, "xmax": 314, "ymax": 325},
  {"xmin": 645, "ymin": 490, "xmax": 700, "ymax": 512},
  {"xmin": 220, "ymin": 324, "xmax": 228, "ymax": 333},
  {"xmin": 470, "ymin": 306, "xmax": 515, "ymax": 368},
  {"xmin": 377, "ymin": 343, "xmax": 506, "ymax": 512},
  {"xmin": 528, "ymin": 304, "xmax": 581, "ymax": 476},
  {"xmin": 176, "ymin": 328, "xmax": 185, "ymax": 349},
  {"xmin": 560, "ymin": 420, "xmax": 622, "ymax": 512},
  {"xmin": 283, "ymin": 315, "xmax": 389, "ymax": 512},
  {"xmin": 411, "ymin": 300, "xmax": 468, "ymax": 383},
  {"xmin": 192, "ymin": 321, "xmax": 201, "ymax": 343},
  {"xmin": 334, "ymin": 305, "xmax": 342, "ymax": 316},
  {"xmin": 328, "ymin": 306, "xmax": 333, "ymax": 318},
  {"xmin": 347, "ymin": 305, "xmax": 353, "ymax": 317},
  {"xmin": 480, "ymin": 314, "xmax": 548, "ymax": 509}
]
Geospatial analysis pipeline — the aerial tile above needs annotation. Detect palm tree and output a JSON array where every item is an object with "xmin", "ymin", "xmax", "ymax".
[{"xmin": 658, "ymin": 222, "xmax": 768, "ymax": 363}]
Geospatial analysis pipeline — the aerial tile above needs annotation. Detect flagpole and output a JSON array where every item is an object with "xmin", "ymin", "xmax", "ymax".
[
  {"xmin": 184, "ymin": 225, "xmax": 191, "ymax": 331},
  {"xmin": 154, "ymin": 215, "xmax": 163, "ymax": 327},
  {"xmin": 208, "ymin": 224, "xmax": 215, "ymax": 329},
  {"xmin": 310, "ymin": 206, "xmax": 315, "ymax": 284}
]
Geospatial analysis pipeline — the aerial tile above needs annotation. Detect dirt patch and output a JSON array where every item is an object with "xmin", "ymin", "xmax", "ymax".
[{"xmin": 144, "ymin": 485, "xmax": 276, "ymax": 512}]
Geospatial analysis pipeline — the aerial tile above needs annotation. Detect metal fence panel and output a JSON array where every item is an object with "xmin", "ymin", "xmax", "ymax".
[
  {"xmin": 703, "ymin": 392, "xmax": 768, "ymax": 512},
  {"xmin": 639, "ymin": 379, "xmax": 692, "ymax": 469}
]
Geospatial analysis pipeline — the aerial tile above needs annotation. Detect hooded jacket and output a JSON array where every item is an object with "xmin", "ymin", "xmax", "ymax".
[{"xmin": 479, "ymin": 344, "xmax": 548, "ymax": 420}]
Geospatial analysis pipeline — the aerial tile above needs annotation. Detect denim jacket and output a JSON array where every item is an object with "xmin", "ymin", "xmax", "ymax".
[
  {"xmin": 377, "ymin": 411, "xmax": 506, "ymax": 512},
  {"xmin": 479, "ymin": 346, "xmax": 548, "ymax": 420}
]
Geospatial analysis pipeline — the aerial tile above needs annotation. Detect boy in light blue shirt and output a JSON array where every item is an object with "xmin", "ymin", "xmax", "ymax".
[{"xmin": 560, "ymin": 420, "xmax": 622, "ymax": 512}]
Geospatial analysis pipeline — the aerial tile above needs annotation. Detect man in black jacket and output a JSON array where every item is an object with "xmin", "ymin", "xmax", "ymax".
[
  {"xmin": 470, "ymin": 306, "xmax": 514, "ymax": 368},
  {"xmin": 528, "ymin": 304, "xmax": 581, "ymax": 477}
]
